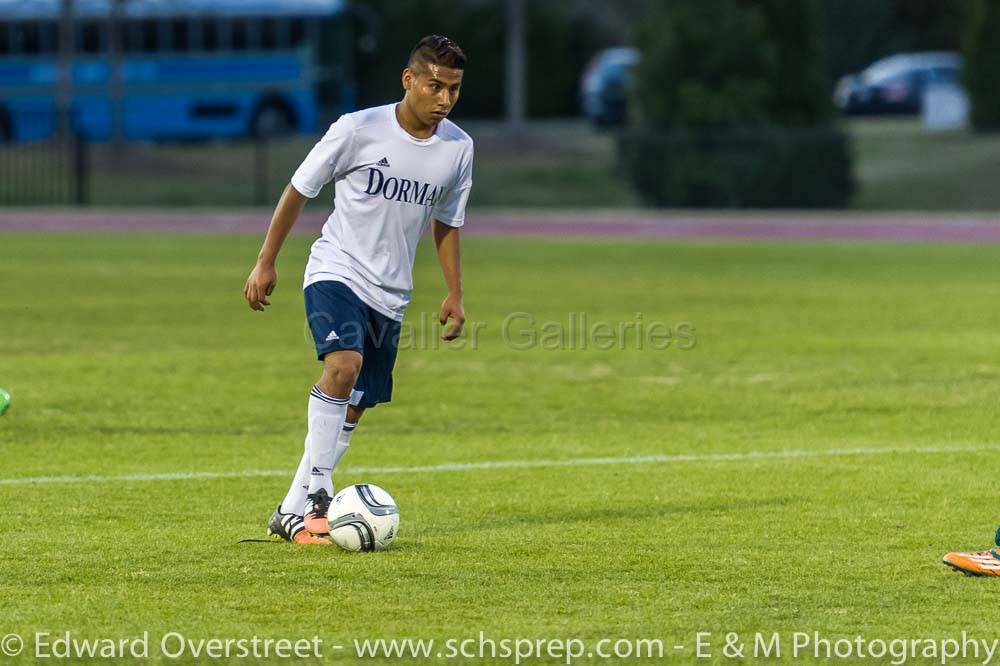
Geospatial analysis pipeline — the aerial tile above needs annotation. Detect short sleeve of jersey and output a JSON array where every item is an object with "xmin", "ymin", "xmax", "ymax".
[
  {"xmin": 290, "ymin": 115, "xmax": 357, "ymax": 199},
  {"xmin": 432, "ymin": 143, "xmax": 474, "ymax": 228}
]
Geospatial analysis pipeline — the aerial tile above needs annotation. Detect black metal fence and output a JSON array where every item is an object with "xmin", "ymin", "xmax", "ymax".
[
  {"xmin": 0, "ymin": 133, "xmax": 307, "ymax": 207},
  {"xmin": 0, "ymin": 133, "xmax": 87, "ymax": 205}
]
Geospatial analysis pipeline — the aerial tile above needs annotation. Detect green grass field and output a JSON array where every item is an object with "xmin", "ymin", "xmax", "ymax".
[
  {"xmin": 3, "ymin": 231, "xmax": 1000, "ymax": 663},
  {"xmin": 849, "ymin": 118, "xmax": 1000, "ymax": 211}
]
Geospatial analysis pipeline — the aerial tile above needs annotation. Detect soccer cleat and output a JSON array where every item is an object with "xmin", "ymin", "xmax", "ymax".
[
  {"xmin": 304, "ymin": 489, "xmax": 332, "ymax": 535},
  {"xmin": 942, "ymin": 527, "xmax": 1000, "ymax": 577},
  {"xmin": 267, "ymin": 505, "xmax": 330, "ymax": 545},
  {"xmin": 943, "ymin": 549, "xmax": 1000, "ymax": 576}
]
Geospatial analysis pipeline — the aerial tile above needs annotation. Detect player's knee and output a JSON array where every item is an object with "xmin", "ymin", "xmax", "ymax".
[
  {"xmin": 319, "ymin": 351, "xmax": 362, "ymax": 395},
  {"xmin": 338, "ymin": 353, "xmax": 363, "ymax": 380}
]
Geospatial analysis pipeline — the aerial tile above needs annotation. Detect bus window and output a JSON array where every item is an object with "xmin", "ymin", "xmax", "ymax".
[
  {"xmin": 188, "ymin": 19, "xmax": 202, "ymax": 52},
  {"xmin": 12, "ymin": 22, "xmax": 44, "ymax": 55},
  {"xmin": 8, "ymin": 23, "xmax": 20, "ymax": 53},
  {"xmin": 140, "ymin": 20, "xmax": 158, "ymax": 52},
  {"xmin": 170, "ymin": 19, "xmax": 189, "ymax": 52},
  {"xmin": 217, "ymin": 20, "xmax": 232, "ymax": 50},
  {"xmin": 261, "ymin": 19, "xmax": 279, "ymax": 50},
  {"xmin": 247, "ymin": 19, "xmax": 261, "ymax": 50},
  {"xmin": 123, "ymin": 21, "xmax": 138, "ymax": 52},
  {"xmin": 202, "ymin": 20, "xmax": 219, "ymax": 51},
  {"xmin": 289, "ymin": 19, "xmax": 306, "ymax": 48},
  {"xmin": 122, "ymin": 19, "xmax": 155, "ymax": 53},
  {"xmin": 231, "ymin": 19, "xmax": 248, "ymax": 50},
  {"xmin": 78, "ymin": 20, "xmax": 104, "ymax": 54},
  {"xmin": 40, "ymin": 21, "xmax": 57, "ymax": 54},
  {"xmin": 158, "ymin": 21, "xmax": 171, "ymax": 51},
  {"xmin": 274, "ymin": 19, "xmax": 290, "ymax": 49}
]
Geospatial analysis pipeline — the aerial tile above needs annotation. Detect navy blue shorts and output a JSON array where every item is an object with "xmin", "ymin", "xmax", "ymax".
[{"xmin": 304, "ymin": 280, "xmax": 401, "ymax": 409}]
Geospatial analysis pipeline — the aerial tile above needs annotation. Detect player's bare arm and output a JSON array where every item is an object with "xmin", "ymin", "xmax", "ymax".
[
  {"xmin": 243, "ymin": 183, "xmax": 309, "ymax": 311},
  {"xmin": 434, "ymin": 219, "xmax": 464, "ymax": 340}
]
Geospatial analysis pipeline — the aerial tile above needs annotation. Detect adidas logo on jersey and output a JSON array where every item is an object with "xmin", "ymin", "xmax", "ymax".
[
  {"xmin": 376, "ymin": 157, "xmax": 390, "ymax": 167},
  {"xmin": 325, "ymin": 330, "xmax": 340, "ymax": 342}
]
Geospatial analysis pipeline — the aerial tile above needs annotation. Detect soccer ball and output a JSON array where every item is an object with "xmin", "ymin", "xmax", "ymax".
[{"xmin": 327, "ymin": 484, "xmax": 399, "ymax": 551}]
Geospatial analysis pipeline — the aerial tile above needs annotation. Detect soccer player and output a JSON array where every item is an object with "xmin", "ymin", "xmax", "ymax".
[
  {"xmin": 943, "ymin": 530, "xmax": 1000, "ymax": 576},
  {"xmin": 243, "ymin": 35, "xmax": 472, "ymax": 545}
]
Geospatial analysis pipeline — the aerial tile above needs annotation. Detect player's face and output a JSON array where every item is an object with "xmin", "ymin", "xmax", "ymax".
[{"xmin": 402, "ymin": 63, "xmax": 464, "ymax": 126}]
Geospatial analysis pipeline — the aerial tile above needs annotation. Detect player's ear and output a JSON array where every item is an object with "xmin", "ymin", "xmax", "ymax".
[{"xmin": 401, "ymin": 67, "xmax": 412, "ymax": 91}]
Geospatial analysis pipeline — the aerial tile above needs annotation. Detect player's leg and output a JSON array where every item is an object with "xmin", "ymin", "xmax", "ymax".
[
  {"xmin": 272, "ymin": 352, "xmax": 360, "ymax": 542},
  {"xmin": 343, "ymin": 304, "xmax": 400, "ymax": 441},
  {"xmin": 302, "ymin": 348, "xmax": 363, "ymax": 536},
  {"xmin": 269, "ymin": 434, "xmax": 330, "ymax": 545},
  {"xmin": 308, "ymin": 349, "xmax": 362, "ymax": 482},
  {"xmin": 300, "ymin": 281, "xmax": 370, "ymax": 534},
  {"xmin": 341, "ymin": 402, "xmax": 365, "ymax": 440},
  {"xmin": 278, "ymin": 406, "xmax": 361, "ymax": 524},
  {"xmin": 358, "ymin": 308, "xmax": 401, "ymax": 414},
  {"xmin": 328, "ymin": 307, "xmax": 398, "ymax": 480},
  {"xmin": 280, "ymin": 435, "xmax": 310, "ymax": 516},
  {"xmin": 943, "ymin": 527, "xmax": 1000, "ymax": 576},
  {"xmin": 332, "ymin": 405, "xmax": 366, "ymax": 472},
  {"xmin": 268, "ymin": 281, "xmax": 366, "ymax": 541}
]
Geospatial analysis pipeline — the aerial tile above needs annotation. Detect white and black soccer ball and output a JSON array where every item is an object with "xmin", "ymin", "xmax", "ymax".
[{"xmin": 327, "ymin": 484, "xmax": 399, "ymax": 551}]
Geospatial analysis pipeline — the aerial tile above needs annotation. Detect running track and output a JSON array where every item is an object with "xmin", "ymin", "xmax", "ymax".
[{"xmin": 2, "ymin": 210, "xmax": 1000, "ymax": 243}]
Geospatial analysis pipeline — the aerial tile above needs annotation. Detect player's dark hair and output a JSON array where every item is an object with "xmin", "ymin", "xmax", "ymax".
[{"xmin": 408, "ymin": 35, "xmax": 466, "ymax": 71}]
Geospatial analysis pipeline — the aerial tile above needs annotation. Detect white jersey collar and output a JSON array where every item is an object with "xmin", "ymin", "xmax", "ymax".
[{"xmin": 390, "ymin": 103, "xmax": 442, "ymax": 146}]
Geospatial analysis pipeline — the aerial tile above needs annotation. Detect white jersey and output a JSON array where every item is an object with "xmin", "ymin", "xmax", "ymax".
[{"xmin": 291, "ymin": 103, "xmax": 474, "ymax": 321}]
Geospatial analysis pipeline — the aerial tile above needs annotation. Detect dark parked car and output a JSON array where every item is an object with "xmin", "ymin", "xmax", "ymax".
[
  {"xmin": 580, "ymin": 47, "xmax": 639, "ymax": 127},
  {"xmin": 834, "ymin": 52, "xmax": 963, "ymax": 115}
]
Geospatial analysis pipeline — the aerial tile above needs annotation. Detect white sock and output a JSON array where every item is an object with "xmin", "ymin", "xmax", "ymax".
[
  {"xmin": 306, "ymin": 385, "xmax": 349, "ymax": 496},
  {"xmin": 331, "ymin": 421, "xmax": 357, "ymax": 471},
  {"xmin": 280, "ymin": 436, "xmax": 310, "ymax": 516}
]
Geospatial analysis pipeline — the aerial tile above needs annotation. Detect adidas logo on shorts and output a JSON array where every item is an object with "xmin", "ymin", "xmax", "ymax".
[{"xmin": 325, "ymin": 330, "xmax": 340, "ymax": 342}]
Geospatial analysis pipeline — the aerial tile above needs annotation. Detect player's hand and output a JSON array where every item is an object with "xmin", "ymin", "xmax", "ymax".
[
  {"xmin": 439, "ymin": 292, "xmax": 465, "ymax": 341},
  {"xmin": 244, "ymin": 261, "xmax": 277, "ymax": 311}
]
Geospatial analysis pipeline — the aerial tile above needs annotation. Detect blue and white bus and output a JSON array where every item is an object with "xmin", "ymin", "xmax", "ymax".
[{"xmin": 0, "ymin": 0, "xmax": 355, "ymax": 141}]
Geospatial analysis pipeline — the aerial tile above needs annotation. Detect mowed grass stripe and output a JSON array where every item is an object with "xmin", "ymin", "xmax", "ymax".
[{"xmin": 2, "ymin": 442, "xmax": 998, "ymax": 486}]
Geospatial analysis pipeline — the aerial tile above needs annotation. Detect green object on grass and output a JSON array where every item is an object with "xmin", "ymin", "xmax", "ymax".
[{"xmin": 0, "ymin": 388, "xmax": 9, "ymax": 416}]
